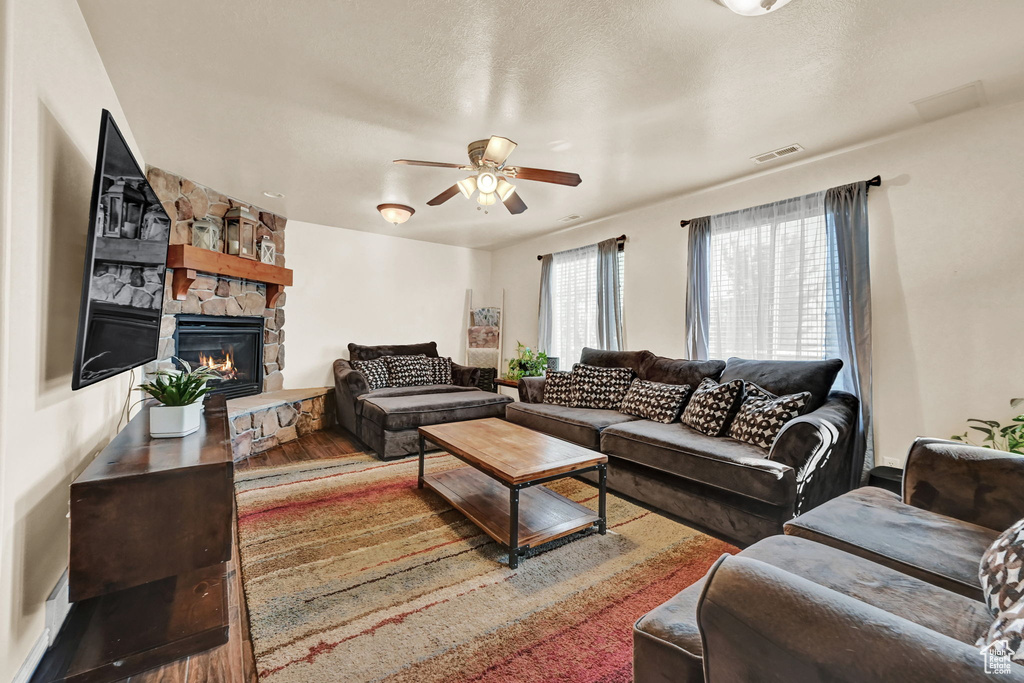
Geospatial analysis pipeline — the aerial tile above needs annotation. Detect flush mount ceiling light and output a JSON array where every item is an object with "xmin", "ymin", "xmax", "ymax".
[
  {"xmin": 714, "ymin": 0, "xmax": 794, "ymax": 16},
  {"xmin": 263, "ymin": 190, "xmax": 285, "ymax": 198},
  {"xmin": 377, "ymin": 203, "xmax": 414, "ymax": 225}
]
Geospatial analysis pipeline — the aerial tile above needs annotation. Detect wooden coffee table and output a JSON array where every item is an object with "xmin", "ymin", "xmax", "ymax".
[{"xmin": 418, "ymin": 418, "xmax": 608, "ymax": 569}]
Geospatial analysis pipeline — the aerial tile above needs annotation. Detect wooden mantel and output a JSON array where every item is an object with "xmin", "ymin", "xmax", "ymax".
[{"xmin": 166, "ymin": 244, "xmax": 293, "ymax": 307}]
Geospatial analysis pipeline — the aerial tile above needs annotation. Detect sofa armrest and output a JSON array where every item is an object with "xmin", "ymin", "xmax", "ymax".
[
  {"xmin": 450, "ymin": 362, "xmax": 480, "ymax": 388},
  {"xmin": 333, "ymin": 359, "xmax": 370, "ymax": 434},
  {"xmin": 903, "ymin": 437, "xmax": 1024, "ymax": 532},
  {"xmin": 518, "ymin": 376, "xmax": 545, "ymax": 404},
  {"xmin": 769, "ymin": 391, "xmax": 858, "ymax": 515},
  {"xmin": 697, "ymin": 555, "xmax": 1005, "ymax": 683}
]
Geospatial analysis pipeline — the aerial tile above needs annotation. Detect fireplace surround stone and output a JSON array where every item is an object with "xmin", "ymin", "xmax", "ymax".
[{"xmin": 145, "ymin": 167, "xmax": 286, "ymax": 393}]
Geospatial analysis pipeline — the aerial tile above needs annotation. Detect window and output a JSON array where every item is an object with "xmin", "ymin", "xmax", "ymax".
[
  {"xmin": 707, "ymin": 192, "xmax": 836, "ymax": 361},
  {"xmin": 546, "ymin": 246, "xmax": 624, "ymax": 367}
]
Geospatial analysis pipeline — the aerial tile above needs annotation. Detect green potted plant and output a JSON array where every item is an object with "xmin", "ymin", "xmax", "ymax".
[
  {"xmin": 951, "ymin": 398, "xmax": 1024, "ymax": 454},
  {"xmin": 139, "ymin": 358, "xmax": 220, "ymax": 438},
  {"xmin": 505, "ymin": 341, "xmax": 549, "ymax": 381}
]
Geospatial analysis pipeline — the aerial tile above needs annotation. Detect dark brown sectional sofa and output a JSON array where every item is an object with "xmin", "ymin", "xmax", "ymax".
[
  {"xmin": 507, "ymin": 348, "xmax": 859, "ymax": 545},
  {"xmin": 634, "ymin": 438, "xmax": 1024, "ymax": 682},
  {"xmin": 333, "ymin": 342, "xmax": 512, "ymax": 459}
]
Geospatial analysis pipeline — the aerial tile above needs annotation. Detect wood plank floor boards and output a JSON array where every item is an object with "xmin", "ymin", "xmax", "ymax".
[{"xmin": 121, "ymin": 427, "xmax": 365, "ymax": 682}]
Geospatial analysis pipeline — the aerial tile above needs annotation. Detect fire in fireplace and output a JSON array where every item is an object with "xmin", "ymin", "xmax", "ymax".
[{"xmin": 174, "ymin": 315, "xmax": 264, "ymax": 398}]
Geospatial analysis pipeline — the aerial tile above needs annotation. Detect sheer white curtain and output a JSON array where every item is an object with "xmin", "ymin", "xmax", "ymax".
[
  {"xmin": 707, "ymin": 192, "xmax": 834, "ymax": 362},
  {"xmin": 548, "ymin": 244, "xmax": 599, "ymax": 367}
]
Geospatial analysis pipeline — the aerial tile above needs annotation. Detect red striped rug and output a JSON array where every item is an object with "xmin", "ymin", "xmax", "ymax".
[{"xmin": 235, "ymin": 451, "xmax": 736, "ymax": 682}]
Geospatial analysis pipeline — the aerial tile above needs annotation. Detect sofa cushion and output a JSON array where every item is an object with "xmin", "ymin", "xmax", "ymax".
[
  {"xmin": 980, "ymin": 517, "xmax": 1024, "ymax": 616},
  {"xmin": 506, "ymin": 402, "xmax": 641, "ymax": 450},
  {"xmin": 382, "ymin": 354, "xmax": 432, "ymax": 387},
  {"xmin": 361, "ymin": 390, "xmax": 511, "ymax": 431},
  {"xmin": 351, "ymin": 358, "xmax": 389, "ymax": 390},
  {"xmin": 364, "ymin": 384, "xmax": 478, "ymax": 399},
  {"xmin": 348, "ymin": 341, "xmax": 439, "ymax": 361},
  {"xmin": 634, "ymin": 535, "xmax": 992, "ymax": 679},
  {"xmin": 784, "ymin": 486, "xmax": 1000, "ymax": 600},
  {"xmin": 639, "ymin": 355, "xmax": 726, "ymax": 388},
  {"xmin": 727, "ymin": 384, "xmax": 810, "ymax": 451},
  {"xmin": 600, "ymin": 420, "xmax": 795, "ymax": 507},
  {"xmin": 719, "ymin": 357, "xmax": 842, "ymax": 412},
  {"xmin": 570, "ymin": 363, "xmax": 634, "ymax": 410},
  {"xmin": 579, "ymin": 347, "xmax": 653, "ymax": 375},
  {"xmin": 542, "ymin": 370, "xmax": 572, "ymax": 406},
  {"xmin": 619, "ymin": 379, "xmax": 692, "ymax": 424},
  {"xmin": 680, "ymin": 378, "xmax": 744, "ymax": 436},
  {"xmin": 424, "ymin": 356, "xmax": 453, "ymax": 385}
]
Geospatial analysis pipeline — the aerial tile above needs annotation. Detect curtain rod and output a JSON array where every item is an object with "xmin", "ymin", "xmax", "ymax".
[
  {"xmin": 679, "ymin": 176, "xmax": 882, "ymax": 228},
  {"xmin": 537, "ymin": 234, "xmax": 627, "ymax": 260}
]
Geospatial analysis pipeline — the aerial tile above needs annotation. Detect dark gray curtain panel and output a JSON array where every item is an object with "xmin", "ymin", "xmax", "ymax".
[
  {"xmin": 596, "ymin": 237, "xmax": 624, "ymax": 351},
  {"xmin": 685, "ymin": 216, "xmax": 712, "ymax": 360},
  {"xmin": 536, "ymin": 253, "xmax": 554, "ymax": 355},
  {"xmin": 825, "ymin": 180, "xmax": 873, "ymax": 486}
]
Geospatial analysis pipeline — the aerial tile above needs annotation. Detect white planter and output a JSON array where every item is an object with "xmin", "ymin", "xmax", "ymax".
[{"xmin": 150, "ymin": 401, "xmax": 202, "ymax": 438}]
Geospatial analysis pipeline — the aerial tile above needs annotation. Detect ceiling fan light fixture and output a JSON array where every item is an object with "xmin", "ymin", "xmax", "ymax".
[
  {"xmin": 714, "ymin": 0, "xmax": 794, "ymax": 16},
  {"xmin": 496, "ymin": 178, "xmax": 516, "ymax": 202},
  {"xmin": 476, "ymin": 169, "xmax": 498, "ymax": 194},
  {"xmin": 377, "ymin": 203, "xmax": 414, "ymax": 225},
  {"xmin": 457, "ymin": 176, "xmax": 477, "ymax": 199},
  {"xmin": 477, "ymin": 192, "xmax": 497, "ymax": 206}
]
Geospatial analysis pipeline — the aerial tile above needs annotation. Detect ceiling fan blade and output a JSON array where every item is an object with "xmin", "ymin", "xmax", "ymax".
[
  {"xmin": 482, "ymin": 136, "xmax": 517, "ymax": 166},
  {"xmin": 426, "ymin": 184, "xmax": 461, "ymax": 206},
  {"xmin": 507, "ymin": 166, "xmax": 582, "ymax": 187},
  {"xmin": 503, "ymin": 191, "xmax": 528, "ymax": 215},
  {"xmin": 394, "ymin": 159, "xmax": 469, "ymax": 169}
]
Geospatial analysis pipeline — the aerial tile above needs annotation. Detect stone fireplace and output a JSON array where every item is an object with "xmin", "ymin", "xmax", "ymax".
[
  {"xmin": 144, "ymin": 166, "xmax": 286, "ymax": 393},
  {"xmin": 174, "ymin": 315, "xmax": 264, "ymax": 399}
]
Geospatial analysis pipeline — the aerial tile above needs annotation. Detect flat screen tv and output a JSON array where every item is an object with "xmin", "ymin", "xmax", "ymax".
[{"xmin": 72, "ymin": 110, "xmax": 171, "ymax": 390}]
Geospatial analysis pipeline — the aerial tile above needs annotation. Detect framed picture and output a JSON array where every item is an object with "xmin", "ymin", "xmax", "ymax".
[{"xmin": 546, "ymin": 357, "xmax": 559, "ymax": 372}]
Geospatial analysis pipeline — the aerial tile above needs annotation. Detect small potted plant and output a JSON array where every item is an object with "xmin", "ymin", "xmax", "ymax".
[
  {"xmin": 505, "ymin": 341, "xmax": 549, "ymax": 381},
  {"xmin": 139, "ymin": 358, "xmax": 220, "ymax": 438}
]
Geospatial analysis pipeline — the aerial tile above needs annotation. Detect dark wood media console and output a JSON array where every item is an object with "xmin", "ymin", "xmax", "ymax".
[{"xmin": 33, "ymin": 396, "xmax": 235, "ymax": 683}]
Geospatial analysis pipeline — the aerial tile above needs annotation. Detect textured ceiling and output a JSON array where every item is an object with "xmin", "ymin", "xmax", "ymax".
[{"xmin": 78, "ymin": 0, "xmax": 1024, "ymax": 250}]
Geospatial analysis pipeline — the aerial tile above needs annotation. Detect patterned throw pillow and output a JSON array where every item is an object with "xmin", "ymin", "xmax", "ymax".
[
  {"xmin": 424, "ymin": 356, "xmax": 453, "ymax": 385},
  {"xmin": 681, "ymin": 378, "xmax": 745, "ymax": 436},
  {"xmin": 620, "ymin": 379, "xmax": 692, "ymax": 424},
  {"xmin": 351, "ymin": 358, "xmax": 388, "ymax": 390},
  {"xmin": 728, "ymin": 383, "xmax": 810, "ymax": 450},
  {"xmin": 977, "ymin": 518, "xmax": 1024, "ymax": 663},
  {"xmin": 382, "ymin": 354, "xmax": 432, "ymax": 387},
  {"xmin": 570, "ymin": 363, "xmax": 635, "ymax": 410},
  {"xmin": 542, "ymin": 370, "xmax": 573, "ymax": 406}
]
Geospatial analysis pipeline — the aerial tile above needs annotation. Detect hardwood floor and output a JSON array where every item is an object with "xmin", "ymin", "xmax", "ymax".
[
  {"xmin": 122, "ymin": 427, "xmax": 366, "ymax": 682},
  {"xmin": 235, "ymin": 426, "xmax": 367, "ymax": 472}
]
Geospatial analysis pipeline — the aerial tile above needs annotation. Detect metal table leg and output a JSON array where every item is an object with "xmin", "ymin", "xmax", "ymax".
[
  {"xmin": 597, "ymin": 463, "xmax": 608, "ymax": 535},
  {"xmin": 509, "ymin": 486, "xmax": 520, "ymax": 569},
  {"xmin": 417, "ymin": 434, "xmax": 426, "ymax": 489}
]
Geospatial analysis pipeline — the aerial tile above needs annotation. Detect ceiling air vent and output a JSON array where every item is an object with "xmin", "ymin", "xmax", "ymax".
[
  {"xmin": 558, "ymin": 214, "xmax": 582, "ymax": 223},
  {"xmin": 750, "ymin": 143, "xmax": 804, "ymax": 165}
]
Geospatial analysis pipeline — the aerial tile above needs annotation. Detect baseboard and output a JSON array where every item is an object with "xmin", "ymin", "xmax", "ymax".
[{"xmin": 12, "ymin": 631, "xmax": 48, "ymax": 683}]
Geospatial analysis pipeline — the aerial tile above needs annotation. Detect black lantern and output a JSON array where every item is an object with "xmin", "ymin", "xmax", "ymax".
[{"xmin": 101, "ymin": 177, "xmax": 146, "ymax": 239}]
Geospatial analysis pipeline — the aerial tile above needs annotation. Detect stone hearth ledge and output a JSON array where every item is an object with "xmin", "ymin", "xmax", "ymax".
[{"xmin": 227, "ymin": 387, "xmax": 336, "ymax": 460}]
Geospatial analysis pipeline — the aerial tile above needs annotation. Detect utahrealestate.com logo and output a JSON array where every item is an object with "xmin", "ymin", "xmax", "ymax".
[{"xmin": 982, "ymin": 639, "xmax": 1016, "ymax": 675}]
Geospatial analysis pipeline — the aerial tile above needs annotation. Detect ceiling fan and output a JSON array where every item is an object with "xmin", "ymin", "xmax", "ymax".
[{"xmin": 394, "ymin": 136, "xmax": 582, "ymax": 215}]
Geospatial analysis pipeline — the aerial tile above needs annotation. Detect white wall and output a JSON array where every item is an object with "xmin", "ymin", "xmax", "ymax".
[
  {"xmin": 490, "ymin": 101, "xmax": 1024, "ymax": 468},
  {"xmin": 0, "ymin": 0, "xmax": 145, "ymax": 677},
  {"xmin": 284, "ymin": 220, "xmax": 492, "ymax": 388}
]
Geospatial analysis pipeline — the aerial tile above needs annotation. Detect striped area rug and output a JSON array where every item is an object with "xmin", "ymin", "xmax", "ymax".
[{"xmin": 235, "ymin": 451, "xmax": 737, "ymax": 682}]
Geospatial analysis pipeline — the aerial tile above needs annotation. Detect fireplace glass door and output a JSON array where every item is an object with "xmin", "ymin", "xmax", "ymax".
[{"xmin": 174, "ymin": 315, "xmax": 263, "ymax": 398}]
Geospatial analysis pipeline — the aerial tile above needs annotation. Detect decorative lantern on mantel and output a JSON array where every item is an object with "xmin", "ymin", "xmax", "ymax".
[{"xmin": 224, "ymin": 206, "xmax": 258, "ymax": 260}]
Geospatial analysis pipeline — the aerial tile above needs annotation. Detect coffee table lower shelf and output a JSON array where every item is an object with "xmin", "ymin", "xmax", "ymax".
[{"xmin": 422, "ymin": 466, "xmax": 600, "ymax": 564}]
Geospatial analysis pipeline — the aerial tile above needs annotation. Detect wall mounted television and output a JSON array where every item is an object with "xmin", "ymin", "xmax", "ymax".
[{"xmin": 72, "ymin": 110, "xmax": 171, "ymax": 390}]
